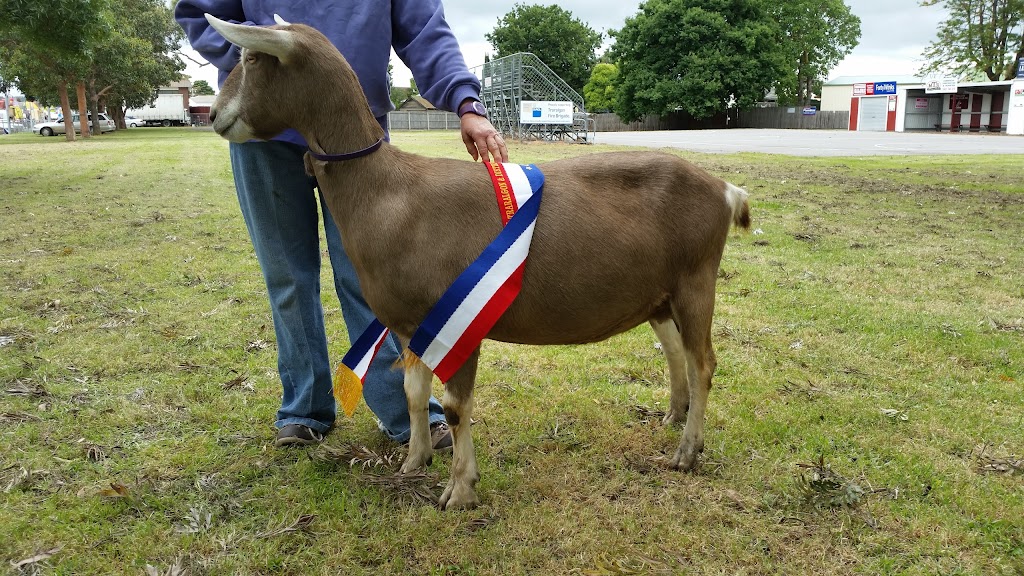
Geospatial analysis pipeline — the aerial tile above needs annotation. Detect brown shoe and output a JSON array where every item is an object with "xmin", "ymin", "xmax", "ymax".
[
  {"xmin": 430, "ymin": 421, "xmax": 453, "ymax": 451},
  {"xmin": 275, "ymin": 424, "xmax": 325, "ymax": 448}
]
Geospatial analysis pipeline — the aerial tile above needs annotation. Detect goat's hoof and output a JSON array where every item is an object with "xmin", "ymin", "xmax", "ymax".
[
  {"xmin": 669, "ymin": 442, "xmax": 703, "ymax": 472},
  {"xmin": 661, "ymin": 407, "xmax": 688, "ymax": 426},
  {"xmin": 400, "ymin": 453, "xmax": 432, "ymax": 474},
  {"xmin": 439, "ymin": 482, "xmax": 480, "ymax": 510}
]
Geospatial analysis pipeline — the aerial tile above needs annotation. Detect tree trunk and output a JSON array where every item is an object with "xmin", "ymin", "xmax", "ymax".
[
  {"xmin": 110, "ymin": 104, "xmax": 125, "ymax": 130},
  {"xmin": 87, "ymin": 78, "xmax": 101, "ymax": 136},
  {"xmin": 58, "ymin": 82, "xmax": 76, "ymax": 142},
  {"xmin": 76, "ymin": 82, "xmax": 90, "ymax": 138}
]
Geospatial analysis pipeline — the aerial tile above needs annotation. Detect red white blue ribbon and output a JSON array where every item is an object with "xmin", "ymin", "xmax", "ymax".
[
  {"xmin": 335, "ymin": 318, "xmax": 390, "ymax": 416},
  {"xmin": 334, "ymin": 163, "xmax": 543, "ymax": 412},
  {"xmin": 408, "ymin": 162, "xmax": 544, "ymax": 382}
]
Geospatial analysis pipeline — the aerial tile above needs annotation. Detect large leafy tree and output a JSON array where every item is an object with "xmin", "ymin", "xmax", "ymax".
[
  {"xmin": 91, "ymin": 0, "xmax": 185, "ymax": 129},
  {"xmin": 772, "ymin": 0, "xmax": 860, "ymax": 105},
  {"xmin": 919, "ymin": 0, "xmax": 1024, "ymax": 80},
  {"xmin": 610, "ymin": 0, "xmax": 789, "ymax": 121},
  {"xmin": 0, "ymin": 0, "xmax": 183, "ymax": 134},
  {"xmin": 191, "ymin": 80, "xmax": 215, "ymax": 96},
  {"xmin": 583, "ymin": 62, "xmax": 619, "ymax": 112},
  {"xmin": 485, "ymin": 3, "xmax": 602, "ymax": 93},
  {"xmin": 0, "ymin": 0, "xmax": 106, "ymax": 139}
]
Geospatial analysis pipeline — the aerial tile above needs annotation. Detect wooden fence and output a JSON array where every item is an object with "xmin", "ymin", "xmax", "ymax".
[
  {"xmin": 592, "ymin": 110, "xmax": 729, "ymax": 132},
  {"xmin": 385, "ymin": 107, "xmax": 850, "ymax": 133},
  {"xmin": 736, "ymin": 108, "xmax": 849, "ymax": 129},
  {"xmin": 591, "ymin": 108, "xmax": 849, "ymax": 132},
  {"xmin": 386, "ymin": 110, "xmax": 459, "ymax": 131}
]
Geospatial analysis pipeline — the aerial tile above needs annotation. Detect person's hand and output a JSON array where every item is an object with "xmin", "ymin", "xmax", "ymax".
[{"xmin": 461, "ymin": 113, "xmax": 508, "ymax": 163}]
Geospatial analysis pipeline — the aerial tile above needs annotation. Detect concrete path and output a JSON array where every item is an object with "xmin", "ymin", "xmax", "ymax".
[{"xmin": 592, "ymin": 128, "xmax": 1023, "ymax": 156}]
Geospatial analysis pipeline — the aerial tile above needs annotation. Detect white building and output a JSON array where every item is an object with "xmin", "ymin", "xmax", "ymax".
[{"xmin": 822, "ymin": 75, "xmax": 1023, "ymax": 135}]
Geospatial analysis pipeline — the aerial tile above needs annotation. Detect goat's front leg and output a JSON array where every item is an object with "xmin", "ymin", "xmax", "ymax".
[
  {"xmin": 439, "ymin": 348, "xmax": 481, "ymax": 510},
  {"xmin": 400, "ymin": 354, "xmax": 434, "ymax": 474},
  {"xmin": 650, "ymin": 318, "xmax": 689, "ymax": 425}
]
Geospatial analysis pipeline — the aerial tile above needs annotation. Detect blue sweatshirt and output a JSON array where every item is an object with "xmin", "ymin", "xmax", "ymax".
[{"xmin": 174, "ymin": 0, "xmax": 481, "ymax": 146}]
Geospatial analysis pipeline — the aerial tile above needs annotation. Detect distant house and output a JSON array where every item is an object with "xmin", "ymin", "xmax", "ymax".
[
  {"xmin": 396, "ymin": 95, "xmax": 436, "ymax": 111},
  {"xmin": 189, "ymin": 95, "xmax": 216, "ymax": 125},
  {"xmin": 388, "ymin": 94, "xmax": 459, "ymax": 130}
]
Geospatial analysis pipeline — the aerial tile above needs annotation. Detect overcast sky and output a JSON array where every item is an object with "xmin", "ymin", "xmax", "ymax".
[{"xmin": 182, "ymin": 0, "xmax": 949, "ymax": 90}]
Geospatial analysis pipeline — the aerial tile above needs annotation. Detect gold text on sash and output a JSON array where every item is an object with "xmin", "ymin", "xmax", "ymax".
[{"xmin": 489, "ymin": 162, "xmax": 516, "ymax": 222}]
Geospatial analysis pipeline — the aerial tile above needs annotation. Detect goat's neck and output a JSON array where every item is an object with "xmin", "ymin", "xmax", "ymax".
[{"xmin": 298, "ymin": 73, "xmax": 386, "ymax": 161}]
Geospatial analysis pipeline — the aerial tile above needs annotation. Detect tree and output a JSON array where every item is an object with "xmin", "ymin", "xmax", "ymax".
[
  {"xmin": 486, "ymin": 4, "xmax": 602, "ymax": 93},
  {"xmin": 90, "ymin": 0, "xmax": 185, "ymax": 129},
  {"xmin": 0, "ymin": 0, "xmax": 106, "ymax": 140},
  {"xmin": 192, "ymin": 79, "xmax": 215, "ymax": 96},
  {"xmin": 583, "ymin": 63, "xmax": 619, "ymax": 112},
  {"xmin": 610, "ymin": 0, "xmax": 789, "ymax": 121},
  {"xmin": 390, "ymin": 86, "xmax": 413, "ymax": 109},
  {"xmin": 772, "ymin": 0, "xmax": 860, "ymax": 106},
  {"xmin": 0, "ymin": 0, "xmax": 184, "ymax": 134},
  {"xmin": 919, "ymin": 0, "xmax": 1024, "ymax": 80}
]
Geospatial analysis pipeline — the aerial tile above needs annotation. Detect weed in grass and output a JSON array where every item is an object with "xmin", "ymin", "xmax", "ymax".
[
  {"xmin": 972, "ymin": 445, "xmax": 1024, "ymax": 476},
  {"xmin": 795, "ymin": 455, "xmax": 867, "ymax": 510}
]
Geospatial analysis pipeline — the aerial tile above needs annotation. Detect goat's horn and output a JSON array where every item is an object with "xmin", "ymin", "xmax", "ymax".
[
  {"xmin": 273, "ymin": 14, "xmax": 290, "ymax": 26},
  {"xmin": 204, "ymin": 13, "xmax": 295, "ymax": 63}
]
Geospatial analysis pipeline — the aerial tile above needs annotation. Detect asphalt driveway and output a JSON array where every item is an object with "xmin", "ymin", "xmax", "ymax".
[{"xmin": 592, "ymin": 128, "xmax": 1023, "ymax": 156}]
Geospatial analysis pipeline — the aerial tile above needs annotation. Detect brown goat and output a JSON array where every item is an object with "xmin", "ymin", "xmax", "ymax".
[{"xmin": 205, "ymin": 15, "xmax": 750, "ymax": 510}]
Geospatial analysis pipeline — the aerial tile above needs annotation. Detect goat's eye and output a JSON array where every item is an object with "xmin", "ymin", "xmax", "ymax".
[{"xmin": 245, "ymin": 54, "xmax": 257, "ymax": 64}]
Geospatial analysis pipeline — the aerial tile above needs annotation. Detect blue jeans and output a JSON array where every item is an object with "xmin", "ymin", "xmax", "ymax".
[{"xmin": 229, "ymin": 139, "xmax": 445, "ymax": 441}]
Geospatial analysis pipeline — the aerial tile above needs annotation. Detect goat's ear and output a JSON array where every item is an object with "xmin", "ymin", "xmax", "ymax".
[
  {"xmin": 273, "ymin": 14, "xmax": 291, "ymax": 26},
  {"xmin": 205, "ymin": 13, "xmax": 296, "ymax": 63}
]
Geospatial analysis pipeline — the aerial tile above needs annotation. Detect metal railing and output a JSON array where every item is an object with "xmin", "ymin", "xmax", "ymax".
[{"xmin": 469, "ymin": 53, "xmax": 591, "ymax": 143}]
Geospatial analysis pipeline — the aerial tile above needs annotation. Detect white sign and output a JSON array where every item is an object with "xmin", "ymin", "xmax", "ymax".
[
  {"xmin": 520, "ymin": 101, "xmax": 574, "ymax": 125},
  {"xmin": 1007, "ymin": 80, "xmax": 1024, "ymax": 135},
  {"xmin": 925, "ymin": 77, "xmax": 958, "ymax": 94}
]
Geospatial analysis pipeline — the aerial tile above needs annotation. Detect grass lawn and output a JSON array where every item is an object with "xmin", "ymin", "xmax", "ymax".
[{"xmin": 1, "ymin": 127, "xmax": 1022, "ymax": 575}]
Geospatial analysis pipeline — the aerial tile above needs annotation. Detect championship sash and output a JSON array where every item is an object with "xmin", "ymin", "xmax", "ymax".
[{"xmin": 334, "ymin": 163, "xmax": 544, "ymax": 416}]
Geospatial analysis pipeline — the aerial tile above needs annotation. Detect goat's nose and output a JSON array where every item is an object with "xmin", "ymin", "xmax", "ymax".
[{"xmin": 209, "ymin": 108, "xmax": 217, "ymax": 122}]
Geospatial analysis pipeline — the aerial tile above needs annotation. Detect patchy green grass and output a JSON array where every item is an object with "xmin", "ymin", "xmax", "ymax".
[{"xmin": 2, "ymin": 127, "xmax": 1022, "ymax": 575}]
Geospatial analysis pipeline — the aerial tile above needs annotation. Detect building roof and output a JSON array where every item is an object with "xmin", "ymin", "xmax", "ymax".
[
  {"xmin": 825, "ymin": 75, "xmax": 924, "ymax": 86},
  {"xmin": 397, "ymin": 95, "xmax": 437, "ymax": 110}
]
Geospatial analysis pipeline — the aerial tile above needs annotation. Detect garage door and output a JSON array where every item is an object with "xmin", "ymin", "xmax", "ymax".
[{"xmin": 859, "ymin": 96, "xmax": 888, "ymax": 131}]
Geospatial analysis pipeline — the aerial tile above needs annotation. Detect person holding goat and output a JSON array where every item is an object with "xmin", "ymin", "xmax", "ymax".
[{"xmin": 174, "ymin": 0, "xmax": 509, "ymax": 448}]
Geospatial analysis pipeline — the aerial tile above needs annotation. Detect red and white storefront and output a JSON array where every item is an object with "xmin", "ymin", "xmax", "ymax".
[
  {"xmin": 848, "ymin": 81, "xmax": 898, "ymax": 132},
  {"xmin": 895, "ymin": 81, "xmax": 1014, "ymax": 133}
]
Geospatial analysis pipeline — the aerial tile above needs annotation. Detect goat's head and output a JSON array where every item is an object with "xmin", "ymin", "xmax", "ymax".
[{"xmin": 204, "ymin": 14, "xmax": 369, "ymax": 143}]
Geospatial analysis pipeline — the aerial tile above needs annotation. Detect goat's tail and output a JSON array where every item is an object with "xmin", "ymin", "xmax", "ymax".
[{"xmin": 724, "ymin": 182, "xmax": 751, "ymax": 230}]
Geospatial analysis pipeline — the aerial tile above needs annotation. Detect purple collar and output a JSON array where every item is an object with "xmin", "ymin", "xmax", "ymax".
[{"xmin": 308, "ymin": 137, "xmax": 384, "ymax": 162}]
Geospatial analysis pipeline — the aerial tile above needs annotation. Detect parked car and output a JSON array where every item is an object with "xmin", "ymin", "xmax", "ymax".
[
  {"xmin": 34, "ymin": 113, "xmax": 116, "ymax": 136},
  {"xmin": 125, "ymin": 115, "xmax": 144, "ymax": 128}
]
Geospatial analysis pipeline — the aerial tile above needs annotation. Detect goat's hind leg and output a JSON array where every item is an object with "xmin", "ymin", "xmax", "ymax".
[
  {"xmin": 668, "ymin": 277, "xmax": 718, "ymax": 472},
  {"xmin": 439, "ymin": 348, "xmax": 481, "ymax": 510},
  {"xmin": 650, "ymin": 318, "xmax": 689, "ymax": 426}
]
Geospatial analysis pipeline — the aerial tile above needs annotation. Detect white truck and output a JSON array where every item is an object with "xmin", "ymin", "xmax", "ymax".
[{"xmin": 126, "ymin": 93, "xmax": 190, "ymax": 127}]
